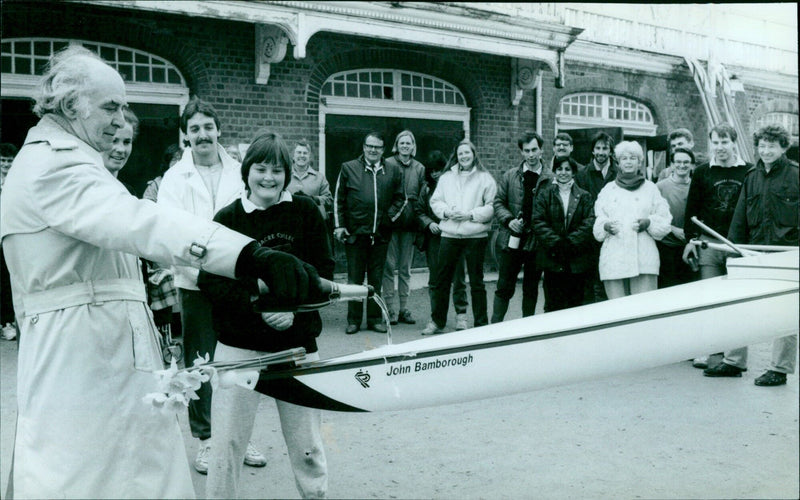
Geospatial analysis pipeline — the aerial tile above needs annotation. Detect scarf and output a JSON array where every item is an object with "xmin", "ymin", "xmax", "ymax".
[{"xmin": 615, "ymin": 170, "xmax": 645, "ymax": 191}]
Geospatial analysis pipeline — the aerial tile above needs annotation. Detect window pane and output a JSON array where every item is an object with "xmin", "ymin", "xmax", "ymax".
[
  {"xmin": 359, "ymin": 84, "xmax": 369, "ymax": 97},
  {"xmin": 383, "ymin": 86, "xmax": 393, "ymax": 99},
  {"xmin": 412, "ymin": 75, "xmax": 422, "ymax": 87},
  {"xmin": 135, "ymin": 53, "xmax": 149, "ymax": 64},
  {"xmin": 401, "ymin": 73, "xmax": 410, "ymax": 85},
  {"xmin": 118, "ymin": 64, "xmax": 133, "ymax": 80},
  {"xmin": 359, "ymin": 72, "xmax": 369, "ymax": 82},
  {"xmin": 34, "ymin": 58, "xmax": 48, "ymax": 75},
  {"xmin": 118, "ymin": 50, "xmax": 133, "ymax": 63},
  {"xmin": 322, "ymin": 82, "xmax": 331, "ymax": 95},
  {"xmin": 384, "ymin": 72, "xmax": 393, "ymax": 84},
  {"xmin": 435, "ymin": 91, "xmax": 444, "ymax": 104},
  {"xmin": 168, "ymin": 69, "xmax": 182, "ymax": 84},
  {"xmin": 53, "ymin": 41, "xmax": 68, "ymax": 52},
  {"xmin": 445, "ymin": 92, "xmax": 454, "ymax": 104},
  {"xmin": 402, "ymin": 88, "xmax": 411, "ymax": 101},
  {"xmin": 371, "ymin": 72, "xmax": 381, "ymax": 83},
  {"xmin": 101, "ymin": 46, "xmax": 116, "ymax": 62},
  {"xmin": 333, "ymin": 82, "xmax": 344, "ymax": 96},
  {"xmin": 15, "ymin": 57, "xmax": 31, "ymax": 74},
  {"xmin": 135, "ymin": 65, "xmax": 149, "ymax": 82},
  {"xmin": 152, "ymin": 66, "xmax": 165, "ymax": 83},
  {"xmin": 1, "ymin": 42, "xmax": 11, "ymax": 54},
  {"xmin": 15, "ymin": 42, "xmax": 31, "ymax": 55},
  {"xmin": 422, "ymin": 89, "xmax": 432, "ymax": 102},
  {"xmin": 34, "ymin": 41, "xmax": 51, "ymax": 56},
  {"xmin": 455, "ymin": 94, "xmax": 464, "ymax": 105},
  {"xmin": 346, "ymin": 72, "xmax": 357, "ymax": 82},
  {"xmin": 371, "ymin": 86, "xmax": 383, "ymax": 99},
  {"xmin": 1, "ymin": 56, "xmax": 11, "ymax": 73},
  {"xmin": 346, "ymin": 83, "xmax": 357, "ymax": 96}
]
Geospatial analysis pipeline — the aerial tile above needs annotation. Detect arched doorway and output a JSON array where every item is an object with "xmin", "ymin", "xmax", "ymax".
[
  {"xmin": 1, "ymin": 38, "xmax": 189, "ymax": 195},
  {"xmin": 319, "ymin": 68, "xmax": 471, "ymax": 270}
]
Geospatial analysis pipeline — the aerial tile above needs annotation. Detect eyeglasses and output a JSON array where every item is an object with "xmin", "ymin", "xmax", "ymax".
[
  {"xmin": 364, "ymin": 144, "xmax": 384, "ymax": 150},
  {"xmin": 554, "ymin": 142, "xmax": 571, "ymax": 148}
]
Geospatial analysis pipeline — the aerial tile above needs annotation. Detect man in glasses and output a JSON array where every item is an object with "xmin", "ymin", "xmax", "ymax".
[{"xmin": 333, "ymin": 131, "xmax": 404, "ymax": 334}]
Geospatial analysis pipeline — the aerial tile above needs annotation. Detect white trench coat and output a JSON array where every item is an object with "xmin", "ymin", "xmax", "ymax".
[{"xmin": 0, "ymin": 116, "xmax": 252, "ymax": 499}]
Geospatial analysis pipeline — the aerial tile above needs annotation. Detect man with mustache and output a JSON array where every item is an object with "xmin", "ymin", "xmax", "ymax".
[{"xmin": 158, "ymin": 98, "xmax": 267, "ymax": 474}]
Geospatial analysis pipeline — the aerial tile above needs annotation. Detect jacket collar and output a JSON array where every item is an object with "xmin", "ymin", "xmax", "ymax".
[
  {"xmin": 241, "ymin": 190, "xmax": 292, "ymax": 213},
  {"xmin": 26, "ymin": 115, "xmax": 104, "ymax": 164},
  {"xmin": 361, "ymin": 154, "xmax": 384, "ymax": 172},
  {"xmin": 172, "ymin": 144, "xmax": 239, "ymax": 175}
]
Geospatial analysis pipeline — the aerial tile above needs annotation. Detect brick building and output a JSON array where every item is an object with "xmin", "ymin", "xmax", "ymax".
[{"xmin": 2, "ymin": 2, "xmax": 797, "ymax": 268}]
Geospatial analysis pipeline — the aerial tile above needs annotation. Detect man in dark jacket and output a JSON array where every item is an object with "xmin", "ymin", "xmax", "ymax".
[
  {"xmin": 704, "ymin": 125, "xmax": 799, "ymax": 386},
  {"xmin": 334, "ymin": 131, "xmax": 404, "ymax": 334},
  {"xmin": 491, "ymin": 131, "xmax": 553, "ymax": 323},
  {"xmin": 575, "ymin": 131, "xmax": 617, "ymax": 304}
]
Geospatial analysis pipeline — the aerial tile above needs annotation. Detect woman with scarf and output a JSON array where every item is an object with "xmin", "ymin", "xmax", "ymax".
[
  {"xmin": 592, "ymin": 141, "xmax": 672, "ymax": 298},
  {"xmin": 532, "ymin": 157, "xmax": 596, "ymax": 311}
]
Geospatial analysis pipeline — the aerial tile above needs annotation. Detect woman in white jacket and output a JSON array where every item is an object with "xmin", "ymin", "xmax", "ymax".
[
  {"xmin": 423, "ymin": 139, "xmax": 497, "ymax": 334},
  {"xmin": 593, "ymin": 141, "xmax": 672, "ymax": 298}
]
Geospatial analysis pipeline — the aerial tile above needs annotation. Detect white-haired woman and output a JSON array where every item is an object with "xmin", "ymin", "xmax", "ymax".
[{"xmin": 592, "ymin": 141, "xmax": 672, "ymax": 298}]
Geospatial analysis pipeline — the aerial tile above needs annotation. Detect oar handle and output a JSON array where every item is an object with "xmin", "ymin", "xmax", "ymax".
[{"xmin": 690, "ymin": 216, "xmax": 758, "ymax": 257}]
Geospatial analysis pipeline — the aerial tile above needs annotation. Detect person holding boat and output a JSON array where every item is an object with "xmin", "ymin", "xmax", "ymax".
[
  {"xmin": 703, "ymin": 124, "xmax": 798, "ymax": 386},
  {"xmin": 592, "ymin": 141, "xmax": 672, "ymax": 298}
]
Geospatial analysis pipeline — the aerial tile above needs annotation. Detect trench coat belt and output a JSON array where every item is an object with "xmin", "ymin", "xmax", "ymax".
[{"xmin": 19, "ymin": 278, "xmax": 147, "ymax": 317}]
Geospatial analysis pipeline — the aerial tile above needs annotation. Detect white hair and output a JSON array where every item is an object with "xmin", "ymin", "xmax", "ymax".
[
  {"xmin": 614, "ymin": 141, "xmax": 644, "ymax": 161},
  {"xmin": 33, "ymin": 46, "xmax": 109, "ymax": 118}
]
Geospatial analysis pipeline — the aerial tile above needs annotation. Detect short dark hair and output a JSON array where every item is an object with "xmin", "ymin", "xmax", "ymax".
[
  {"xmin": 754, "ymin": 125, "xmax": 791, "ymax": 149},
  {"xmin": 122, "ymin": 107, "xmax": 139, "ymax": 140},
  {"xmin": 552, "ymin": 156, "xmax": 579, "ymax": 175},
  {"xmin": 363, "ymin": 131, "xmax": 385, "ymax": 146},
  {"xmin": 709, "ymin": 123, "xmax": 737, "ymax": 142},
  {"xmin": 590, "ymin": 132, "xmax": 615, "ymax": 151},
  {"xmin": 669, "ymin": 147, "xmax": 696, "ymax": 165},
  {"xmin": 553, "ymin": 132, "xmax": 573, "ymax": 146},
  {"xmin": 517, "ymin": 130, "xmax": 543, "ymax": 150},
  {"xmin": 180, "ymin": 98, "xmax": 221, "ymax": 134},
  {"xmin": 241, "ymin": 129, "xmax": 292, "ymax": 191},
  {"xmin": 668, "ymin": 128, "xmax": 694, "ymax": 144},
  {"xmin": 425, "ymin": 150, "xmax": 447, "ymax": 185},
  {"xmin": 0, "ymin": 143, "xmax": 19, "ymax": 158}
]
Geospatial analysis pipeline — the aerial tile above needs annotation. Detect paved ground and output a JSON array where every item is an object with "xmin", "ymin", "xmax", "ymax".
[{"xmin": 1, "ymin": 272, "xmax": 798, "ymax": 499}]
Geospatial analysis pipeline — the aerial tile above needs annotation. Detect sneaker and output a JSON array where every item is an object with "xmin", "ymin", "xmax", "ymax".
[
  {"xmin": 703, "ymin": 363, "xmax": 743, "ymax": 378},
  {"xmin": 421, "ymin": 321, "xmax": 444, "ymax": 336},
  {"xmin": 398, "ymin": 309, "xmax": 416, "ymax": 324},
  {"xmin": 2, "ymin": 323, "xmax": 16, "ymax": 341},
  {"xmin": 244, "ymin": 441, "xmax": 267, "ymax": 467},
  {"xmin": 754, "ymin": 370, "xmax": 787, "ymax": 387},
  {"xmin": 692, "ymin": 356, "xmax": 709, "ymax": 369},
  {"xmin": 194, "ymin": 440, "xmax": 211, "ymax": 474},
  {"xmin": 455, "ymin": 314, "xmax": 468, "ymax": 331},
  {"xmin": 388, "ymin": 309, "xmax": 399, "ymax": 325}
]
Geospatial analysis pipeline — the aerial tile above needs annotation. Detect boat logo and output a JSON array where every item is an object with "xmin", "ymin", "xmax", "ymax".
[{"xmin": 355, "ymin": 369, "xmax": 371, "ymax": 388}]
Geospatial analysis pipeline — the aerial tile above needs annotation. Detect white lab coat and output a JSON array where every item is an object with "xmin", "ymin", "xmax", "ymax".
[{"xmin": 0, "ymin": 115, "xmax": 252, "ymax": 499}]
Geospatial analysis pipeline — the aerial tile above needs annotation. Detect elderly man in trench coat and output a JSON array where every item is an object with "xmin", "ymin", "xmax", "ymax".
[{"xmin": 0, "ymin": 46, "xmax": 319, "ymax": 499}]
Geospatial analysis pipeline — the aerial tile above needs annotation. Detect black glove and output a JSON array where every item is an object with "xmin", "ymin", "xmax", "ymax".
[{"xmin": 235, "ymin": 241, "xmax": 320, "ymax": 304}]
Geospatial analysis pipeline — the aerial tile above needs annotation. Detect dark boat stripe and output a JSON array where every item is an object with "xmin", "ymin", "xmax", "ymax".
[
  {"xmin": 259, "ymin": 287, "xmax": 798, "ymax": 380},
  {"xmin": 254, "ymin": 376, "xmax": 368, "ymax": 412}
]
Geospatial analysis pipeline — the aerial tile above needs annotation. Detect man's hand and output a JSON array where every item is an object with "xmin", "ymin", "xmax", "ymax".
[
  {"xmin": 236, "ymin": 242, "xmax": 320, "ymax": 304},
  {"xmin": 333, "ymin": 227, "xmax": 350, "ymax": 243},
  {"xmin": 682, "ymin": 241, "xmax": 699, "ymax": 264},
  {"xmin": 428, "ymin": 222, "xmax": 441, "ymax": 235},
  {"xmin": 508, "ymin": 218, "xmax": 524, "ymax": 234}
]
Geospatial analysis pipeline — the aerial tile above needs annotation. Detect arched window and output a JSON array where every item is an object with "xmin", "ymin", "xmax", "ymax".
[
  {"xmin": 753, "ymin": 112, "xmax": 799, "ymax": 143},
  {"xmin": 322, "ymin": 69, "xmax": 466, "ymax": 106},
  {"xmin": 1, "ymin": 38, "xmax": 188, "ymax": 105},
  {"xmin": 557, "ymin": 92, "xmax": 656, "ymax": 136}
]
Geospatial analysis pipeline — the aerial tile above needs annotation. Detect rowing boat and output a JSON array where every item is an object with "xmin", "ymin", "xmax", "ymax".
[{"xmin": 251, "ymin": 248, "xmax": 798, "ymax": 412}]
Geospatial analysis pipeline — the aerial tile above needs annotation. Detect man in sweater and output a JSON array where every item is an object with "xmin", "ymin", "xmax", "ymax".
[
  {"xmin": 656, "ymin": 147, "xmax": 695, "ymax": 288},
  {"xmin": 682, "ymin": 123, "xmax": 751, "ymax": 370}
]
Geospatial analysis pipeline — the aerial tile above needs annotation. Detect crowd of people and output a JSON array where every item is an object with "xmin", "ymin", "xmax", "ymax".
[{"xmin": 0, "ymin": 45, "xmax": 797, "ymax": 499}]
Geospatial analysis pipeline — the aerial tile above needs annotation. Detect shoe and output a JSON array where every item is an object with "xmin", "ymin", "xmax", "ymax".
[
  {"xmin": 703, "ymin": 363, "xmax": 743, "ymax": 378},
  {"xmin": 194, "ymin": 440, "xmax": 211, "ymax": 474},
  {"xmin": 692, "ymin": 355, "xmax": 709, "ymax": 369},
  {"xmin": 368, "ymin": 322, "xmax": 388, "ymax": 333},
  {"xmin": 455, "ymin": 314, "xmax": 468, "ymax": 331},
  {"xmin": 345, "ymin": 324, "xmax": 360, "ymax": 335},
  {"xmin": 388, "ymin": 309, "xmax": 399, "ymax": 325},
  {"xmin": 398, "ymin": 309, "xmax": 416, "ymax": 324},
  {"xmin": 244, "ymin": 441, "xmax": 267, "ymax": 467},
  {"xmin": 1, "ymin": 323, "xmax": 16, "ymax": 341},
  {"xmin": 754, "ymin": 370, "xmax": 787, "ymax": 387},
  {"xmin": 421, "ymin": 321, "xmax": 444, "ymax": 335}
]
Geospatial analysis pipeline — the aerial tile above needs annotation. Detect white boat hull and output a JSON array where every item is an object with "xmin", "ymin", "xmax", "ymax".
[{"xmin": 256, "ymin": 250, "xmax": 799, "ymax": 412}]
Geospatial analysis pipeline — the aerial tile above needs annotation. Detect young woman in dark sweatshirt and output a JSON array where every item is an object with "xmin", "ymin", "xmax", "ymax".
[{"xmin": 198, "ymin": 130, "xmax": 333, "ymax": 499}]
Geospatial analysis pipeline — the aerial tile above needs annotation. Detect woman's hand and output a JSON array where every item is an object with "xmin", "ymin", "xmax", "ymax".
[
  {"xmin": 604, "ymin": 221, "xmax": 620, "ymax": 235},
  {"xmin": 261, "ymin": 312, "xmax": 295, "ymax": 331},
  {"xmin": 448, "ymin": 210, "xmax": 470, "ymax": 222},
  {"xmin": 634, "ymin": 218, "xmax": 650, "ymax": 232},
  {"xmin": 671, "ymin": 226, "xmax": 685, "ymax": 241},
  {"xmin": 428, "ymin": 222, "xmax": 442, "ymax": 235}
]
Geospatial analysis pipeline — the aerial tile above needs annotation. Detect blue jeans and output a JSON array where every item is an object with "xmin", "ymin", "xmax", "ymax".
[{"xmin": 430, "ymin": 237, "xmax": 487, "ymax": 328}]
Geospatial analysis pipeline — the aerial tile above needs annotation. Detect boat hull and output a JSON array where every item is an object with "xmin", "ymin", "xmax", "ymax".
[{"xmin": 256, "ymin": 251, "xmax": 799, "ymax": 412}]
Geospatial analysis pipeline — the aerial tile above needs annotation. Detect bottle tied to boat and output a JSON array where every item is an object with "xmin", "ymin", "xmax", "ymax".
[{"xmin": 251, "ymin": 278, "xmax": 374, "ymax": 312}]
